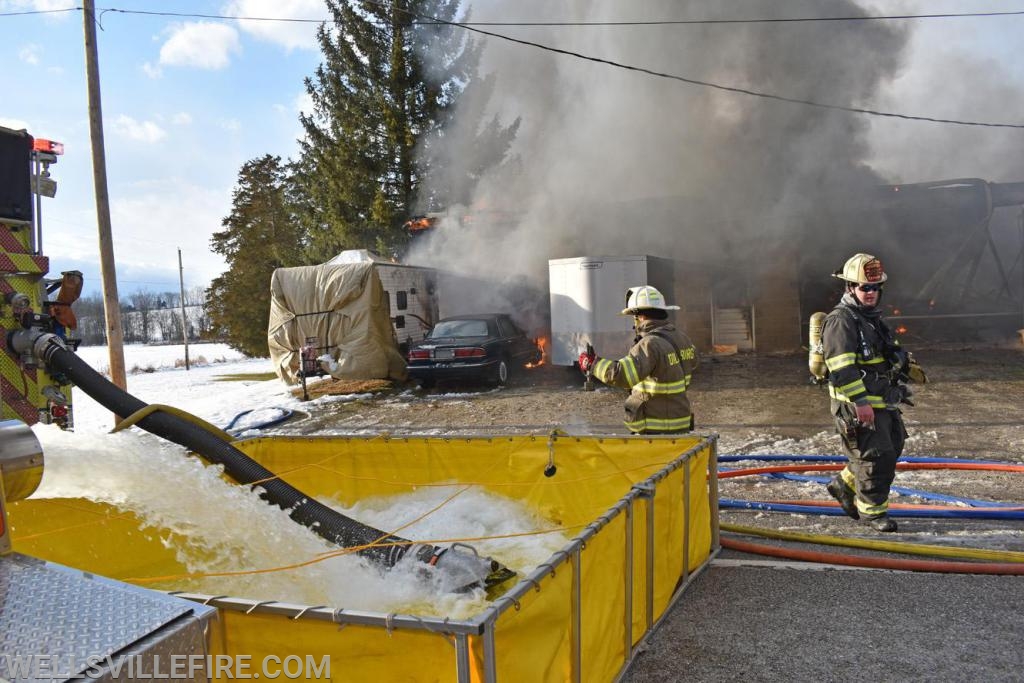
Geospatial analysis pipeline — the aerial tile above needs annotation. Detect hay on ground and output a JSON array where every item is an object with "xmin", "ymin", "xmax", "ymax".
[{"xmin": 292, "ymin": 377, "xmax": 393, "ymax": 399}]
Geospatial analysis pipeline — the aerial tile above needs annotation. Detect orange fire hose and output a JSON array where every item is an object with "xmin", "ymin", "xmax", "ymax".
[
  {"xmin": 718, "ymin": 461, "xmax": 1024, "ymax": 479},
  {"xmin": 720, "ymin": 537, "xmax": 1024, "ymax": 575},
  {"xmin": 719, "ymin": 459, "xmax": 1024, "ymax": 573}
]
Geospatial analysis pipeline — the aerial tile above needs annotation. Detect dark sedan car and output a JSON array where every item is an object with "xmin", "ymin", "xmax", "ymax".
[{"xmin": 406, "ymin": 314, "xmax": 542, "ymax": 388}]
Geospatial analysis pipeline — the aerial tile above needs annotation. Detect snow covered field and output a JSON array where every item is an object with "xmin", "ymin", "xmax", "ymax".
[{"xmin": 70, "ymin": 343, "xmax": 291, "ymax": 433}]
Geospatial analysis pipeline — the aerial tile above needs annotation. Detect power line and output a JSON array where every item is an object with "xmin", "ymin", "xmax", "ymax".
[
  {"xmin": 6, "ymin": 4, "xmax": 1024, "ymax": 129},
  {"xmin": 6, "ymin": 5, "xmax": 1024, "ymax": 25},
  {"xmin": 373, "ymin": 0, "xmax": 1024, "ymax": 130},
  {"xmin": 411, "ymin": 10, "xmax": 1024, "ymax": 26},
  {"xmin": 98, "ymin": 7, "xmax": 320, "ymax": 24},
  {"xmin": 0, "ymin": 7, "xmax": 79, "ymax": 17},
  {"xmin": 103, "ymin": 4, "xmax": 1024, "ymax": 129}
]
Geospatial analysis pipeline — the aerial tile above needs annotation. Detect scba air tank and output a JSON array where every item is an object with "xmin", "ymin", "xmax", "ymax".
[{"xmin": 808, "ymin": 312, "xmax": 827, "ymax": 383}]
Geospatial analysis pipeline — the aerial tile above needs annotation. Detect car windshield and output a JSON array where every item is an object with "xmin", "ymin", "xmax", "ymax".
[{"xmin": 429, "ymin": 319, "xmax": 489, "ymax": 338}]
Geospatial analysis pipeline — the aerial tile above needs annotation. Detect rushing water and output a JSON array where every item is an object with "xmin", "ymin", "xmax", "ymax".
[{"xmin": 30, "ymin": 425, "xmax": 569, "ymax": 619}]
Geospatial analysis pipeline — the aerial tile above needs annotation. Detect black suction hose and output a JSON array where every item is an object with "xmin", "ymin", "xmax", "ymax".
[
  {"xmin": 41, "ymin": 339, "xmax": 418, "ymax": 567},
  {"xmin": 26, "ymin": 334, "xmax": 515, "ymax": 591}
]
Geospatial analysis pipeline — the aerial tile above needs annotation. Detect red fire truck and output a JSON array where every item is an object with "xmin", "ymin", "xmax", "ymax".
[{"xmin": 0, "ymin": 124, "xmax": 80, "ymax": 429}]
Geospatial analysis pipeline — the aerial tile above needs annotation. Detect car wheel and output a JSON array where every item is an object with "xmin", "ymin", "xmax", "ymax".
[
  {"xmin": 494, "ymin": 359, "xmax": 510, "ymax": 386},
  {"xmin": 418, "ymin": 378, "xmax": 436, "ymax": 390}
]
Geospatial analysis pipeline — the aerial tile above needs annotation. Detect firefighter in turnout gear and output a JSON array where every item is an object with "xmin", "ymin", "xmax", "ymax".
[
  {"xmin": 578, "ymin": 286, "xmax": 698, "ymax": 434},
  {"xmin": 822, "ymin": 253, "xmax": 919, "ymax": 532}
]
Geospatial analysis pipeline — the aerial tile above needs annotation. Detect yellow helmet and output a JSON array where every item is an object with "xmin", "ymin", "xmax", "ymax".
[
  {"xmin": 621, "ymin": 285, "xmax": 680, "ymax": 315},
  {"xmin": 832, "ymin": 253, "xmax": 888, "ymax": 285}
]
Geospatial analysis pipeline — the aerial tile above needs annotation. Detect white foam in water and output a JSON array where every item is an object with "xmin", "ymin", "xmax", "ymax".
[{"xmin": 29, "ymin": 425, "xmax": 568, "ymax": 619}]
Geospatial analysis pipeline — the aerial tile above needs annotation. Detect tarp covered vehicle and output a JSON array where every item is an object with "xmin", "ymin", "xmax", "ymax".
[{"xmin": 268, "ymin": 261, "xmax": 407, "ymax": 384}]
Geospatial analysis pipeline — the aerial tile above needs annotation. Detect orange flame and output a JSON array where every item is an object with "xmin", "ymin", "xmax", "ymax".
[
  {"xmin": 404, "ymin": 216, "xmax": 436, "ymax": 232},
  {"xmin": 526, "ymin": 337, "xmax": 548, "ymax": 368}
]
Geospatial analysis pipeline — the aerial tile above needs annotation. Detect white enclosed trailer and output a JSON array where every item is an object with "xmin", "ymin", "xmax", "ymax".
[{"xmin": 548, "ymin": 255, "xmax": 674, "ymax": 366}]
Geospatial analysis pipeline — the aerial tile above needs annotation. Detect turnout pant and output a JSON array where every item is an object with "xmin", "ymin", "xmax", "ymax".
[{"xmin": 834, "ymin": 404, "xmax": 907, "ymax": 518}]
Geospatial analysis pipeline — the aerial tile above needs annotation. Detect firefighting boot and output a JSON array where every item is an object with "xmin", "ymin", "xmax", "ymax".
[
  {"xmin": 826, "ymin": 475, "xmax": 859, "ymax": 520},
  {"xmin": 863, "ymin": 515, "xmax": 898, "ymax": 533}
]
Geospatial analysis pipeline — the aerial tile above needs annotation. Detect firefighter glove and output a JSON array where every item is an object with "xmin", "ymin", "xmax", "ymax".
[
  {"xmin": 578, "ymin": 350, "xmax": 596, "ymax": 374},
  {"xmin": 884, "ymin": 385, "xmax": 914, "ymax": 407},
  {"xmin": 854, "ymin": 402, "xmax": 875, "ymax": 428}
]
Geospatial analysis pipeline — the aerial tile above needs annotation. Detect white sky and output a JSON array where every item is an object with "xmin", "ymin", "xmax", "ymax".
[{"xmin": 1, "ymin": 1, "xmax": 1023, "ymax": 298}]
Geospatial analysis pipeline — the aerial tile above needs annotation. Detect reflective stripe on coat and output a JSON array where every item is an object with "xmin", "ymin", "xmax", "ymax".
[
  {"xmin": 592, "ymin": 319, "xmax": 697, "ymax": 433},
  {"xmin": 822, "ymin": 301, "xmax": 901, "ymax": 410}
]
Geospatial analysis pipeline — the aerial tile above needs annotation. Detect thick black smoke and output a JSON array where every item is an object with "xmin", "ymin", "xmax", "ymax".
[
  {"xmin": 411, "ymin": 1, "xmax": 907, "ymax": 282},
  {"xmin": 410, "ymin": 2, "xmax": 1024, "ymax": 342}
]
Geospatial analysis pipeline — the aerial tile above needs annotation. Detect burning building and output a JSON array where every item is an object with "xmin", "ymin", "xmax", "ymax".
[
  {"xmin": 421, "ymin": 176, "xmax": 1024, "ymax": 358},
  {"xmin": 798, "ymin": 178, "xmax": 1024, "ymax": 345},
  {"xmin": 405, "ymin": 1, "xmax": 1024, "ymax": 351}
]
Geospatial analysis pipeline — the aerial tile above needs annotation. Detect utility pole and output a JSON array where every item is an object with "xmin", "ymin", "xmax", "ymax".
[
  {"xmin": 83, "ymin": 0, "xmax": 127, "ymax": 393},
  {"xmin": 178, "ymin": 248, "xmax": 190, "ymax": 370}
]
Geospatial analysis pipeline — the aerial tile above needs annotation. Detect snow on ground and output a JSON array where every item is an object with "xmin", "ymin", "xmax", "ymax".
[{"xmin": 70, "ymin": 343, "xmax": 298, "ymax": 433}]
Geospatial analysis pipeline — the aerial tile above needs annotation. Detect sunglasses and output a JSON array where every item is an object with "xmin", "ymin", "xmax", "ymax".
[{"xmin": 856, "ymin": 283, "xmax": 884, "ymax": 293}]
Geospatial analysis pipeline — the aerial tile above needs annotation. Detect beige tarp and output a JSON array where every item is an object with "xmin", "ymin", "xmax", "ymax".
[{"xmin": 268, "ymin": 261, "xmax": 407, "ymax": 384}]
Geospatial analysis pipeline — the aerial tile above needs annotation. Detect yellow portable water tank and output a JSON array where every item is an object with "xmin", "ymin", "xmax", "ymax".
[
  {"xmin": 0, "ymin": 419, "xmax": 44, "ymax": 555},
  {"xmin": 8, "ymin": 433, "xmax": 718, "ymax": 683},
  {"xmin": 808, "ymin": 312, "xmax": 827, "ymax": 383}
]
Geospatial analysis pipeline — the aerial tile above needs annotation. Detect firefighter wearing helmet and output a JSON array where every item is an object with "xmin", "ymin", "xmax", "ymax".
[
  {"xmin": 578, "ymin": 285, "xmax": 698, "ymax": 434},
  {"xmin": 821, "ymin": 253, "xmax": 924, "ymax": 532}
]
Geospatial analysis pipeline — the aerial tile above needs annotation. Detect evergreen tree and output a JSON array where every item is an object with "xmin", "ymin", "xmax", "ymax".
[
  {"xmin": 297, "ymin": 0, "xmax": 516, "ymax": 261},
  {"xmin": 207, "ymin": 155, "xmax": 304, "ymax": 357}
]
